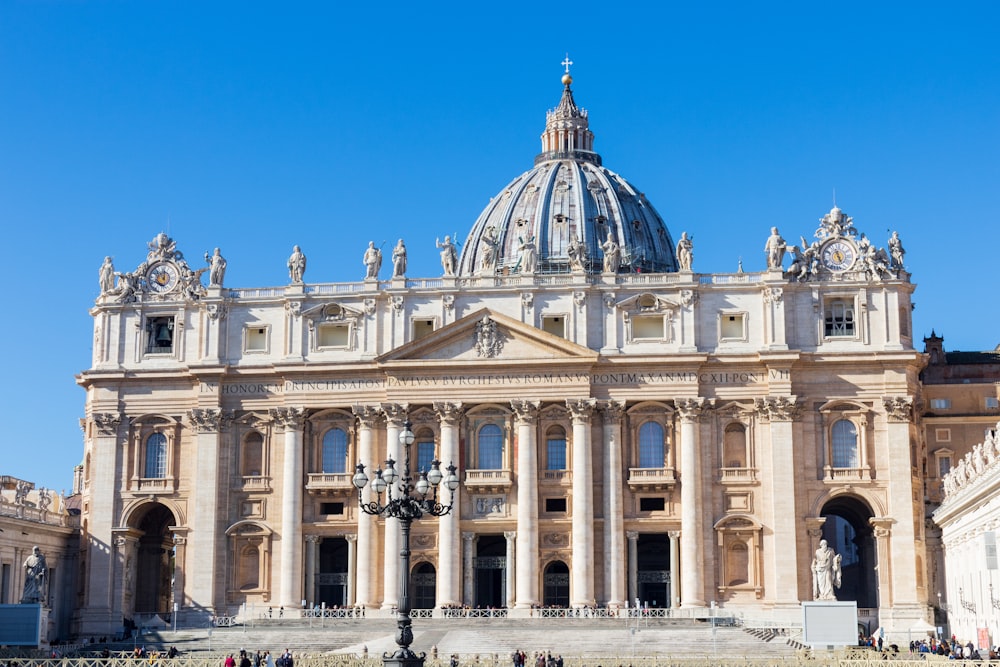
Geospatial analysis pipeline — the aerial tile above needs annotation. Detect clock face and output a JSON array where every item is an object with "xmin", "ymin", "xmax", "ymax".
[
  {"xmin": 146, "ymin": 262, "xmax": 180, "ymax": 293},
  {"xmin": 821, "ymin": 240, "xmax": 857, "ymax": 272}
]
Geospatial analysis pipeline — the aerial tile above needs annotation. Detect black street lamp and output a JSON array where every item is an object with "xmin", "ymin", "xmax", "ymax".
[{"xmin": 353, "ymin": 419, "xmax": 460, "ymax": 667}]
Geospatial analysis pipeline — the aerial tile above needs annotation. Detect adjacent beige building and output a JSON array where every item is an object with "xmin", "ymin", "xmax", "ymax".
[{"xmin": 76, "ymin": 69, "xmax": 933, "ymax": 640}]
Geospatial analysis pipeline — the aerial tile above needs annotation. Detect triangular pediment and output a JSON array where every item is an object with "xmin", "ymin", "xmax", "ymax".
[{"xmin": 377, "ymin": 308, "xmax": 598, "ymax": 365}]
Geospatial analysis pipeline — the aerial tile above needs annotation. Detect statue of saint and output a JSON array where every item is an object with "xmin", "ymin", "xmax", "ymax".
[
  {"xmin": 99, "ymin": 257, "xmax": 115, "ymax": 294},
  {"xmin": 436, "ymin": 236, "xmax": 458, "ymax": 276},
  {"xmin": 811, "ymin": 539, "xmax": 842, "ymax": 601},
  {"xmin": 517, "ymin": 236, "xmax": 537, "ymax": 274},
  {"xmin": 888, "ymin": 231, "xmax": 905, "ymax": 271},
  {"xmin": 479, "ymin": 228, "xmax": 499, "ymax": 273},
  {"xmin": 287, "ymin": 246, "xmax": 306, "ymax": 283},
  {"xmin": 363, "ymin": 241, "xmax": 382, "ymax": 279},
  {"xmin": 764, "ymin": 227, "xmax": 787, "ymax": 269},
  {"xmin": 391, "ymin": 239, "xmax": 407, "ymax": 278},
  {"xmin": 601, "ymin": 232, "xmax": 620, "ymax": 273},
  {"xmin": 676, "ymin": 232, "xmax": 694, "ymax": 271},
  {"xmin": 21, "ymin": 546, "xmax": 46, "ymax": 604},
  {"xmin": 567, "ymin": 236, "xmax": 586, "ymax": 271},
  {"xmin": 205, "ymin": 248, "xmax": 227, "ymax": 287}
]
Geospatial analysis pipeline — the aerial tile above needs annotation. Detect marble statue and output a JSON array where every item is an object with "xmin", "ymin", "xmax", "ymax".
[
  {"xmin": 601, "ymin": 232, "xmax": 620, "ymax": 273},
  {"xmin": 676, "ymin": 231, "xmax": 694, "ymax": 271},
  {"xmin": 391, "ymin": 239, "xmax": 407, "ymax": 278},
  {"xmin": 21, "ymin": 545, "xmax": 46, "ymax": 604},
  {"xmin": 479, "ymin": 228, "xmax": 499, "ymax": 273},
  {"xmin": 363, "ymin": 241, "xmax": 382, "ymax": 279},
  {"xmin": 888, "ymin": 231, "xmax": 905, "ymax": 271},
  {"xmin": 38, "ymin": 487, "xmax": 51, "ymax": 512},
  {"xmin": 811, "ymin": 539, "xmax": 842, "ymax": 601},
  {"xmin": 287, "ymin": 246, "xmax": 306, "ymax": 283},
  {"xmin": 567, "ymin": 236, "xmax": 586, "ymax": 271},
  {"xmin": 764, "ymin": 227, "xmax": 787, "ymax": 269},
  {"xmin": 99, "ymin": 257, "xmax": 115, "ymax": 294},
  {"xmin": 436, "ymin": 236, "xmax": 458, "ymax": 276},
  {"xmin": 205, "ymin": 248, "xmax": 227, "ymax": 287},
  {"xmin": 517, "ymin": 236, "xmax": 537, "ymax": 274}
]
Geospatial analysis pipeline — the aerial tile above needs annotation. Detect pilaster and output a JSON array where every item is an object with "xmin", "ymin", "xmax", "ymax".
[
  {"xmin": 434, "ymin": 401, "xmax": 464, "ymax": 607},
  {"xmin": 567, "ymin": 398, "xmax": 596, "ymax": 607},
  {"xmin": 600, "ymin": 400, "xmax": 626, "ymax": 608},
  {"xmin": 677, "ymin": 397, "xmax": 712, "ymax": 607},
  {"xmin": 352, "ymin": 404, "xmax": 382, "ymax": 608},
  {"xmin": 272, "ymin": 406, "xmax": 306, "ymax": 608},
  {"xmin": 511, "ymin": 399, "xmax": 540, "ymax": 608}
]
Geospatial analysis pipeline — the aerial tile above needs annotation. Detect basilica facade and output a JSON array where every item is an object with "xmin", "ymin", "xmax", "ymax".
[{"xmin": 76, "ymin": 70, "xmax": 930, "ymax": 638}]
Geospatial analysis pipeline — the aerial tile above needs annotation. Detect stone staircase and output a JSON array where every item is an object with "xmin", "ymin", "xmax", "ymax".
[{"xmin": 115, "ymin": 618, "xmax": 801, "ymax": 659}]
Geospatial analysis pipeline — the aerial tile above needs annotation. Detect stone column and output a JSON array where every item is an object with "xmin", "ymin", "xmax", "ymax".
[
  {"xmin": 668, "ymin": 530, "xmax": 680, "ymax": 608},
  {"xmin": 188, "ymin": 408, "xmax": 226, "ymax": 614},
  {"xmin": 381, "ymin": 403, "xmax": 408, "ymax": 610},
  {"xmin": 113, "ymin": 533, "xmax": 138, "ymax": 621},
  {"xmin": 504, "ymin": 531, "xmax": 516, "ymax": 608},
  {"xmin": 345, "ymin": 534, "xmax": 358, "ymax": 606},
  {"xmin": 434, "ymin": 401, "xmax": 464, "ymax": 607},
  {"xmin": 677, "ymin": 398, "xmax": 711, "ymax": 608},
  {"xmin": 511, "ymin": 399, "xmax": 540, "ymax": 609},
  {"xmin": 171, "ymin": 532, "xmax": 188, "ymax": 612},
  {"xmin": 881, "ymin": 397, "xmax": 919, "ymax": 607},
  {"xmin": 80, "ymin": 412, "xmax": 122, "ymax": 634},
  {"xmin": 870, "ymin": 518, "xmax": 895, "ymax": 607},
  {"xmin": 273, "ymin": 407, "xmax": 306, "ymax": 608},
  {"xmin": 627, "ymin": 531, "xmax": 639, "ymax": 606},
  {"xmin": 755, "ymin": 396, "xmax": 801, "ymax": 606},
  {"xmin": 601, "ymin": 400, "xmax": 626, "ymax": 608},
  {"xmin": 462, "ymin": 532, "xmax": 476, "ymax": 607},
  {"xmin": 567, "ymin": 398, "xmax": 597, "ymax": 607},
  {"xmin": 304, "ymin": 535, "xmax": 320, "ymax": 608},
  {"xmin": 353, "ymin": 405, "xmax": 382, "ymax": 608}
]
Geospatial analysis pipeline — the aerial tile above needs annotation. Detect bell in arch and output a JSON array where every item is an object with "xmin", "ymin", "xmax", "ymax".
[{"xmin": 154, "ymin": 320, "xmax": 173, "ymax": 346}]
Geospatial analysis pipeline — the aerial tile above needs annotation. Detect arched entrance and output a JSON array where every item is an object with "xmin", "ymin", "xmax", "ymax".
[
  {"xmin": 543, "ymin": 561, "xmax": 569, "ymax": 607},
  {"xmin": 411, "ymin": 562, "xmax": 436, "ymax": 609},
  {"xmin": 474, "ymin": 535, "xmax": 506, "ymax": 608},
  {"xmin": 819, "ymin": 495, "xmax": 878, "ymax": 608},
  {"xmin": 317, "ymin": 538, "xmax": 349, "ymax": 607},
  {"xmin": 131, "ymin": 504, "xmax": 176, "ymax": 615}
]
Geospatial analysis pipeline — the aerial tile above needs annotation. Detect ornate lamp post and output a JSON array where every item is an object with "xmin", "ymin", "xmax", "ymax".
[{"xmin": 353, "ymin": 420, "xmax": 459, "ymax": 667}]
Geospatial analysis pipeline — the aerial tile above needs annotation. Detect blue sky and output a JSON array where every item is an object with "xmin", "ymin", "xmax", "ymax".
[{"xmin": 2, "ymin": 2, "xmax": 998, "ymax": 492}]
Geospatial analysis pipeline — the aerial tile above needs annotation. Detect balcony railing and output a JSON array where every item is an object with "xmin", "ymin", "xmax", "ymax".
[
  {"xmin": 239, "ymin": 475, "xmax": 271, "ymax": 492},
  {"xmin": 823, "ymin": 466, "xmax": 872, "ymax": 482},
  {"xmin": 719, "ymin": 467, "xmax": 758, "ymax": 484},
  {"xmin": 464, "ymin": 469, "xmax": 513, "ymax": 491},
  {"xmin": 627, "ymin": 467, "xmax": 677, "ymax": 491},
  {"xmin": 306, "ymin": 472, "xmax": 355, "ymax": 495}
]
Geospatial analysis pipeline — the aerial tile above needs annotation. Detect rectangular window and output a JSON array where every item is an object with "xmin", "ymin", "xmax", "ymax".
[
  {"xmin": 545, "ymin": 498, "xmax": 567, "ymax": 513},
  {"xmin": 719, "ymin": 313, "xmax": 746, "ymax": 341},
  {"xmin": 1, "ymin": 563, "xmax": 9, "ymax": 604},
  {"xmin": 935, "ymin": 428, "xmax": 951, "ymax": 443},
  {"xmin": 246, "ymin": 326, "xmax": 268, "ymax": 352},
  {"xmin": 413, "ymin": 319, "xmax": 435, "ymax": 341},
  {"xmin": 987, "ymin": 397, "xmax": 999, "ymax": 410},
  {"xmin": 930, "ymin": 399, "xmax": 952, "ymax": 410},
  {"xmin": 632, "ymin": 315, "xmax": 665, "ymax": 340},
  {"xmin": 823, "ymin": 299, "xmax": 855, "ymax": 337},
  {"xmin": 546, "ymin": 438, "xmax": 567, "ymax": 470},
  {"xmin": 416, "ymin": 441, "xmax": 435, "ymax": 473},
  {"xmin": 320, "ymin": 502, "xmax": 344, "ymax": 515},
  {"xmin": 986, "ymin": 532, "xmax": 998, "ymax": 571},
  {"xmin": 317, "ymin": 324, "xmax": 350, "ymax": 348},
  {"xmin": 938, "ymin": 455, "xmax": 952, "ymax": 478},
  {"xmin": 542, "ymin": 316, "xmax": 565, "ymax": 338},
  {"xmin": 639, "ymin": 497, "xmax": 665, "ymax": 512},
  {"xmin": 146, "ymin": 316, "xmax": 175, "ymax": 354}
]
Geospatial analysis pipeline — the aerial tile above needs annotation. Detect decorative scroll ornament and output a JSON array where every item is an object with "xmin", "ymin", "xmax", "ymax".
[
  {"xmin": 574, "ymin": 291, "xmax": 586, "ymax": 309},
  {"xmin": 762, "ymin": 287, "xmax": 784, "ymax": 304},
  {"xmin": 881, "ymin": 395, "xmax": 913, "ymax": 423},
  {"xmin": 93, "ymin": 412, "xmax": 122, "ymax": 436},
  {"xmin": 521, "ymin": 292, "xmax": 534, "ymax": 310},
  {"xmin": 754, "ymin": 396, "xmax": 800, "ymax": 422},
  {"xmin": 443, "ymin": 294, "xmax": 455, "ymax": 311},
  {"xmin": 679, "ymin": 289, "xmax": 698, "ymax": 307},
  {"xmin": 207, "ymin": 303, "xmax": 228, "ymax": 321},
  {"xmin": 283, "ymin": 301, "xmax": 300, "ymax": 318},
  {"xmin": 475, "ymin": 316, "xmax": 504, "ymax": 358}
]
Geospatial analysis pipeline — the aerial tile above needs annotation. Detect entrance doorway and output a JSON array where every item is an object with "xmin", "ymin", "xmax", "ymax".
[
  {"xmin": 820, "ymin": 496, "xmax": 878, "ymax": 608},
  {"xmin": 543, "ymin": 561, "xmax": 569, "ymax": 607},
  {"xmin": 317, "ymin": 538, "xmax": 349, "ymax": 607},
  {"xmin": 132, "ymin": 504, "xmax": 176, "ymax": 615},
  {"xmin": 411, "ymin": 562, "xmax": 436, "ymax": 609},
  {"xmin": 637, "ymin": 534, "xmax": 671, "ymax": 608},
  {"xmin": 474, "ymin": 534, "xmax": 506, "ymax": 608}
]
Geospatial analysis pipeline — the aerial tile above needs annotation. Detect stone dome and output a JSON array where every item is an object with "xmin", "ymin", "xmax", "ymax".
[{"xmin": 457, "ymin": 70, "xmax": 678, "ymax": 276}]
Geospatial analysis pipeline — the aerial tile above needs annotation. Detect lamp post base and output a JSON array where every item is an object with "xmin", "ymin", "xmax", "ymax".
[{"xmin": 384, "ymin": 649, "xmax": 426, "ymax": 667}]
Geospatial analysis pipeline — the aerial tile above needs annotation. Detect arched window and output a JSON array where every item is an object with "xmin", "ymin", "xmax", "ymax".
[
  {"xmin": 242, "ymin": 432, "xmax": 263, "ymax": 476},
  {"xmin": 144, "ymin": 432, "xmax": 167, "ymax": 478},
  {"xmin": 638, "ymin": 422, "xmax": 664, "ymax": 468},
  {"xmin": 723, "ymin": 424, "xmax": 747, "ymax": 468},
  {"xmin": 831, "ymin": 419, "xmax": 858, "ymax": 468},
  {"xmin": 322, "ymin": 428, "xmax": 348, "ymax": 474},
  {"xmin": 546, "ymin": 427, "xmax": 567, "ymax": 470},
  {"xmin": 477, "ymin": 424, "xmax": 503, "ymax": 470},
  {"xmin": 416, "ymin": 436, "xmax": 436, "ymax": 473}
]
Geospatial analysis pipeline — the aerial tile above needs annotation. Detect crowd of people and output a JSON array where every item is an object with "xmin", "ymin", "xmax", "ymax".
[
  {"xmin": 511, "ymin": 650, "xmax": 564, "ymax": 667},
  {"xmin": 905, "ymin": 636, "xmax": 999, "ymax": 660},
  {"xmin": 224, "ymin": 648, "xmax": 295, "ymax": 667}
]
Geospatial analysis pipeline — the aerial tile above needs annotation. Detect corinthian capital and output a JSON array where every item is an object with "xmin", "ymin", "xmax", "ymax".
[
  {"xmin": 92, "ymin": 412, "xmax": 122, "ymax": 436},
  {"xmin": 270, "ymin": 406, "xmax": 307, "ymax": 429},
  {"xmin": 881, "ymin": 395, "xmax": 913, "ymax": 423},
  {"xmin": 509, "ymin": 399, "xmax": 540, "ymax": 423},
  {"xmin": 352, "ymin": 404, "xmax": 382, "ymax": 429},
  {"xmin": 566, "ymin": 398, "xmax": 597, "ymax": 424},
  {"xmin": 599, "ymin": 400, "xmax": 626, "ymax": 423},
  {"xmin": 754, "ymin": 396, "xmax": 800, "ymax": 422},
  {"xmin": 676, "ymin": 398, "xmax": 714, "ymax": 422},
  {"xmin": 188, "ymin": 408, "xmax": 223, "ymax": 433},
  {"xmin": 433, "ymin": 401, "xmax": 465, "ymax": 426},
  {"xmin": 381, "ymin": 403, "xmax": 409, "ymax": 428}
]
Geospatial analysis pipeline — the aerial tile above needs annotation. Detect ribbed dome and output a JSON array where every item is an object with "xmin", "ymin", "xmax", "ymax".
[{"xmin": 457, "ymin": 71, "xmax": 678, "ymax": 276}]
